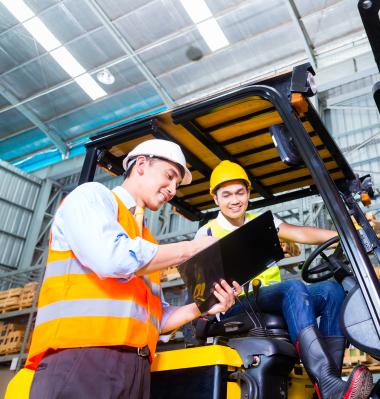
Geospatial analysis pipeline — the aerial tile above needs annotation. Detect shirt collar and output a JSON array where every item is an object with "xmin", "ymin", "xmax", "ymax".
[
  {"xmin": 216, "ymin": 211, "xmax": 250, "ymax": 232},
  {"xmin": 112, "ymin": 186, "xmax": 136, "ymax": 211}
]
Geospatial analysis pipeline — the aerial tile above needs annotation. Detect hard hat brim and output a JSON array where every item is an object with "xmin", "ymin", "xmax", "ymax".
[{"xmin": 123, "ymin": 154, "xmax": 192, "ymax": 186}]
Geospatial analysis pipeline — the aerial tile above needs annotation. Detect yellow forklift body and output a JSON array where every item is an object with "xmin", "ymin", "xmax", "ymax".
[
  {"xmin": 151, "ymin": 344, "xmax": 243, "ymax": 371},
  {"xmin": 151, "ymin": 345, "xmax": 313, "ymax": 399},
  {"xmin": 288, "ymin": 366, "xmax": 315, "ymax": 399},
  {"xmin": 151, "ymin": 345, "xmax": 243, "ymax": 398}
]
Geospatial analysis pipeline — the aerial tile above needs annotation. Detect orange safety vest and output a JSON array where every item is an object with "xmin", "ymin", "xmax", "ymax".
[{"xmin": 26, "ymin": 192, "xmax": 162, "ymax": 370}]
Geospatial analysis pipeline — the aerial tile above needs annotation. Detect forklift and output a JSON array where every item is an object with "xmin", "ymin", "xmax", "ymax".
[
  {"xmin": 6, "ymin": 1, "xmax": 380, "ymax": 398},
  {"xmin": 73, "ymin": 2, "xmax": 380, "ymax": 398}
]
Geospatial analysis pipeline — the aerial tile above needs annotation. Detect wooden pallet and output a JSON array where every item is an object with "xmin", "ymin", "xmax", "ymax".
[
  {"xmin": 343, "ymin": 363, "xmax": 380, "ymax": 375},
  {"xmin": 0, "ymin": 288, "xmax": 22, "ymax": 300},
  {"xmin": 0, "ymin": 330, "xmax": 25, "ymax": 355},
  {"xmin": 0, "ymin": 288, "xmax": 23, "ymax": 313},
  {"xmin": 161, "ymin": 266, "xmax": 181, "ymax": 282},
  {"xmin": 343, "ymin": 347, "xmax": 376, "ymax": 366},
  {"xmin": 19, "ymin": 282, "xmax": 38, "ymax": 309},
  {"xmin": 0, "ymin": 283, "xmax": 38, "ymax": 312}
]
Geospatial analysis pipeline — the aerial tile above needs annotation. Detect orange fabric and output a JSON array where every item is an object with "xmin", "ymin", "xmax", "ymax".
[
  {"xmin": 37, "ymin": 273, "xmax": 162, "ymax": 308},
  {"xmin": 47, "ymin": 248, "xmax": 75, "ymax": 262},
  {"xmin": 26, "ymin": 191, "xmax": 161, "ymax": 370}
]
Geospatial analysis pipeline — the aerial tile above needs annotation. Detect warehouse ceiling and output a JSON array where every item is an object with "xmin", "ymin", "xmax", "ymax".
[{"xmin": 0, "ymin": 0, "xmax": 374, "ymax": 173}]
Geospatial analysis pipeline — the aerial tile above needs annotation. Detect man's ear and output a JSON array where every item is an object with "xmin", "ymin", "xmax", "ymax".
[
  {"xmin": 213, "ymin": 193, "xmax": 219, "ymax": 206},
  {"xmin": 135, "ymin": 155, "xmax": 147, "ymax": 176}
]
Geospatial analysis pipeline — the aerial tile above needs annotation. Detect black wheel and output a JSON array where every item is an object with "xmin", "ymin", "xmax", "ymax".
[{"xmin": 301, "ymin": 236, "xmax": 341, "ymax": 283}]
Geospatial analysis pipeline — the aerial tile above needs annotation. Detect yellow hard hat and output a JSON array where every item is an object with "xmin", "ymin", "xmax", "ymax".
[{"xmin": 210, "ymin": 160, "xmax": 251, "ymax": 195}]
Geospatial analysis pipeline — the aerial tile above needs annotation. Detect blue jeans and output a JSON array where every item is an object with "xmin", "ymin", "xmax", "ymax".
[{"xmin": 224, "ymin": 280, "xmax": 345, "ymax": 344}]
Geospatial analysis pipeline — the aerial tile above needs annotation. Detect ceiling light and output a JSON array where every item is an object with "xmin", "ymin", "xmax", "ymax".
[
  {"xmin": 50, "ymin": 47, "xmax": 85, "ymax": 77},
  {"xmin": 197, "ymin": 19, "xmax": 229, "ymax": 52},
  {"xmin": 180, "ymin": 0, "xmax": 229, "ymax": 52},
  {"xmin": 180, "ymin": 0, "xmax": 212, "ymax": 23},
  {"xmin": 0, "ymin": 0, "xmax": 33, "ymax": 22},
  {"xmin": 96, "ymin": 68, "xmax": 115, "ymax": 85},
  {"xmin": 75, "ymin": 74, "xmax": 107, "ymax": 100},
  {"xmin": 186, "ymin": 46, "xmax": 203, "ymax": 61},
  {"xmin": 1, "ymin": 0, "xmax": 106, "ymax": 101},
  {"xmin": 24, "ymin": 17, "xmax": 61, "ymax": 51}
]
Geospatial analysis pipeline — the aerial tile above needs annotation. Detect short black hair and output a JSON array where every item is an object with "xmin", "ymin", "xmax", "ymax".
[{"xmin": 123, "ymin": 156, "xmax": 160, "ymax": 179}]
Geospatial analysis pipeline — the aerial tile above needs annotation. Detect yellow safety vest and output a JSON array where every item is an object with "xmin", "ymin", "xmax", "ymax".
[{"xmin": 203, "ymin": 213, "xmax": 281, "ymax": 287}]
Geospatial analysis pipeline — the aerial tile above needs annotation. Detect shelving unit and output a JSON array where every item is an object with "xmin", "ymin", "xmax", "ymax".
[
  {"xmin": 0, "ymin": 354, "xmax": 26, "ymax": 364},
  {"xmin": 0, "ymin": 276, "xmax": 40, "ymax": 371},
  {"xmin": 0, "ymin": 307, "xmax": 35, "ymax": 321},
  {"xmin": 161, "ymin": 279, "xmax": 185, "ymax": 289},
  {"xmin": 0, "ymin": 169, "xmax": 64, "ymax": 377}
]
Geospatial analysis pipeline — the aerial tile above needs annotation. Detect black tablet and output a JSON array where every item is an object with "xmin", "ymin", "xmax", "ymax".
[{"xmin": 179, "ymin": 211, "xmax": 284, "ymax": 312}]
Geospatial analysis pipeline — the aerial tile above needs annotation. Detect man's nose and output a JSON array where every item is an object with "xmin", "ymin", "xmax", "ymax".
[
  {"xmin": 231, "ymin": 195, "xmax": 240, "ymax": 203},
  {"xmin": 168, "ymin": 180, "xmax": 177, "ymax": 196}
]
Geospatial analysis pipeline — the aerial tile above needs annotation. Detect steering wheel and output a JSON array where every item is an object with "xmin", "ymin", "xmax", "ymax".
[{"xmin": 301, "ymin": 236, "xmax": 344, "ymax": 283}]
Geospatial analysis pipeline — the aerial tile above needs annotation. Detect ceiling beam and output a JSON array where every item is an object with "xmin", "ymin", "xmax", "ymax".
[
  {"xmin": 1, "ymin": 81, "xmax": 165, "ymax": 148},
  {"xmin": 285, "ymin": 0, "xmax": 317, "ymax": 70},
  {"xmin": 0, "ymin": 83, "xmax": 69, "ymax": 155},
  {"xmin": 32, "ymin": 154, "xmax": 85, "ymax": 180},
  {"xmin": 85, "ymin": 0, "xmax": 175, "ymax": 108}
]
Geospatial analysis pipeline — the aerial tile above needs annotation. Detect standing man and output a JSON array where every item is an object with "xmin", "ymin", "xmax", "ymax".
[
  {"xmin": 25, "ymin": 140, "xmax": 240, "ymax": 399},
  {"xmin": 195, "ymin": 160, "xmax": 373, "ymax": 399}
]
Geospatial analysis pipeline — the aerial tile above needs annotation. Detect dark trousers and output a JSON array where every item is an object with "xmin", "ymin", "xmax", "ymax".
[{"xmin": 29, "ymin": 347, "xmax": 150, "ymax": 399}]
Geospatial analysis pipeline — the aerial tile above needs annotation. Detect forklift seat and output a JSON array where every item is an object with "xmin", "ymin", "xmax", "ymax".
[
  {"xmin": 194, "ymin": 312, "xmax": 289, "ymax": 341},
  {"xmin": 262, "ymin": 313, "xmax": 287, "ymax": 331}
]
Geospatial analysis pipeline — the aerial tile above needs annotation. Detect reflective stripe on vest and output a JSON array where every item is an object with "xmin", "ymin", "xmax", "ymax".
[
  {"xmin": 26, "ymin": 191, "xmax": 162, "ymax": 370},
  {"xmin": 43, "ymin": 258, "xmax": 161, "ymax": 298},
  {"xmin": 34, "ymin": 299, "xmax": 160, "ymax": 331},
  {"xmin": 204, "ymin": 213, "xmax": 281, "ymax": 287}
]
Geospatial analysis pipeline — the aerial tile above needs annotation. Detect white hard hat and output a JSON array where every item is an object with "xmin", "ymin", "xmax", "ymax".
[{"xmin": 122, "ymin": 139, "xmax": 192, "ymax": 185}]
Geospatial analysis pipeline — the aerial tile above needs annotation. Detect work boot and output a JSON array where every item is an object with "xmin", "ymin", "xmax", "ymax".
[
  {"xmin": 297, "ymin": 326, "xmax": 373, "ymax": 399},
  {"xmin": 324, "ymin": 336, "xmax": 346, "ymax": 373}
]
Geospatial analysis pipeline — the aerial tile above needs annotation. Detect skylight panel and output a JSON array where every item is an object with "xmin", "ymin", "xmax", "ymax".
[
  {"xmin": 180, "ymin": 0, "xmax": 229, "ymax": 52},
  {"xmin": 1, "ymin": 0, "xmax": 107, "ymax": 100},
  {"xmin": 197, "ymin": 19, "xmax": 229, "ymax": 52}
]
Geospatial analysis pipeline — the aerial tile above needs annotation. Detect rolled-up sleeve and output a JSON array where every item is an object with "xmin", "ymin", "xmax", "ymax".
[
  {"xmin": 272, "ymin": 215, "xmax": 284, "ymax": 230},
  {"xmin": 160, "ymin": 300, "xmax": 178, "ymax": 332},
  {"xmin": 51, "ymin": 182, "xmax": 159, "ymax": 279}
]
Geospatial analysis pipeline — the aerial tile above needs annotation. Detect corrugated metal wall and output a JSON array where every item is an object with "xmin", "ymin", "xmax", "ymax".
[
  {"xmin": 0, "ymin": 161, "xmax": 42, "ymax": 271},
  {"xmin": 322, "ymin": 73, "xmax": 380, "ymax": 187}
]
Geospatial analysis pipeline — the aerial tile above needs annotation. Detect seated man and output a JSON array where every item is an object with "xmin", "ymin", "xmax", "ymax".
[{"xmin": 195, "ymin": 160, "xmax": 373, "ymax": 399}]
